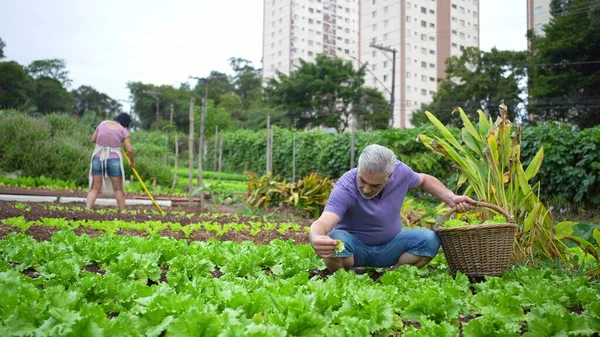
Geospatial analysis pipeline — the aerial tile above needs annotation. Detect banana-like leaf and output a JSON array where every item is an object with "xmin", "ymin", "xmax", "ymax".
[
  {"xmin": 425, "ymin": 111, "xmax": 465, "ymax": 151},
  {"xmin": 554, "ymin": 221, "xmax": 577, "ymax": 240},
  {"xmin": 461, "ymin": 128, "xmax": 484, "ymax": 157},
  {"xmin": 486, "ymin": 134, "xmax": 500, "ymax": 178},
  {"xmin": 477, "ymin": 110, "xmax": 492, "ymax": 138},
  {"xmin": 525, "ymin": 147, "xmax": 544, "ymax": 181},
  {"xmin": 458, "ymin": 107, "xmax": 483, "ymax": 143},
  {"xmin": 593, "ymin": 228, "xmax": 600, "ymax": 246}
]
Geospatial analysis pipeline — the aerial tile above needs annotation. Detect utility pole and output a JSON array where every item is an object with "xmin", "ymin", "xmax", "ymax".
[
  {"xmin": 370, "ymin": 44, "xmax": 397, "ymax": 128},
  {"xmin": 198, "ymin": 80, "xmax": 208, "ymax": 192}
]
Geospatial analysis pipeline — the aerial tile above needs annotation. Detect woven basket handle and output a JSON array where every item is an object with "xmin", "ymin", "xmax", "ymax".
[{"xmin": 434, "ymin": 201, "xmax": 515, "ymax": 229}]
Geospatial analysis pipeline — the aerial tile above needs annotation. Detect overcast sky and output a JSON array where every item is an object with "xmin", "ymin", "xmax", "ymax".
[{"xmin": 1, "ymin": 0, "xmax": 527, "ymax": 110}]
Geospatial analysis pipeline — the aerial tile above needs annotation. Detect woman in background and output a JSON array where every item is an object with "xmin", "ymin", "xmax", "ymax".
[{"xmin": 86, "ymin": 113, "xmax": 135, "ymax": 211}]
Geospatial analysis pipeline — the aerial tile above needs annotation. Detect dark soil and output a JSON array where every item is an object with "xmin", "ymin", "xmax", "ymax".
[
  {"xmin": 0, "ymin": 200, "xmax": 312, "ymax": 245},
  {"xmin": 82, "ymin": 264, "xmax": 105, "ymax": 276}
]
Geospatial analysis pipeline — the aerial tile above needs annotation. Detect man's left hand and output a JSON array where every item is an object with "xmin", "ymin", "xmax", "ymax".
[{"xmin": 448, "ymin": 195, "xmax": 476, "ymax": 212}]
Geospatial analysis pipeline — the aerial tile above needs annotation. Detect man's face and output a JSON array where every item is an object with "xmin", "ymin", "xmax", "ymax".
[{"xmin": 356, "ymin": 170, "xmax": 389, "ymax": 199}]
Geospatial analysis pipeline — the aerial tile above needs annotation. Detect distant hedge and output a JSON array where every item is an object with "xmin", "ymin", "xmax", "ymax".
[
  {"xmin": 204, "ymin": 124, "xmax": 600, "ymax": 207},
  {"xmin": 0, "ymin": 110, "xmax": 175, "ymax": 187}
]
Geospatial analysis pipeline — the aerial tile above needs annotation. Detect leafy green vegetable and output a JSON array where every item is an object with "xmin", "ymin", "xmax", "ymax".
[
  {"xmin": 442, "ymin": 219, "xmax": 469, "ymax": 227},
  {"xmin": 334, "ymin": 240, "xmax": 345, "ymax": 253}
]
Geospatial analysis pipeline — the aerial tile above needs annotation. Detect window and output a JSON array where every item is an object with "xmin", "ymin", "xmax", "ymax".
[
  {"xmin": 429, "ymin": 49, "xmax": 435, "ymax": 55},
  {"xmin": 421, "ymin": 75, "xmax": 427, "ymax": 81},
  {"xmin": 308, "ymin": 40, "xmax": 313, "ymax": 46},
  {"xmin": 429, "ymin": 36, "xmax": 435, "ymax": 41},
  {"xmin": 473, "ymin": 0, "xmax": 478, "ymax": 4},
  {"xmin": 345, "ymin": 49, "xmax": 350, "ymax": 54},
  {"xmin": 429, "ymin": 23, "xmax": 435, "ymax": 28},
  {"xmin": 384, "ymin": 19, "xmax": 389, "ymax": 27},
  {"xmin": 407, "ymin": 86, "xmax": 412, "ymax": 93},
  {"xmin": 429, "ymin": 9, "xmax": 435, "ymax": 14},
  {"xmin": 452, "ymin": 16, "xmax": 457, "ymax": 22},
  {"xmin": 383, "ymin": 33, "xmax": 388, "ymax": 40},
  {"xmin": 308, "ymin": 18, "xmax": 314, "ymax": 23},
  {"xmin": 429, "ymin": 63, "xmax": 435, "ymax": 68},
  {"xmin": 429, "ymin": 77, "xmax": 435, "ymax": 82},
  {"xmin": 421, "ymin": 34, "xmax": 427, "ymax": 41},
  {"xmin": 344, "ymin": 38, "xmax": 350, "ymax": 44},
  {"xmin": 406, "ymin": 72, "xmax": 411, "ymax": 78},
  {"xmin": 460, "ymin": 32, "xmax": 465, "ymax": 39},
  {"xmin": 373, "ymin": 0, "xmax": 376, "ymax": 4},
  {"xmin": 373, "ymin": 10, "xmax": 377, "ymax": 18},
  {"xmin": 406, "ymin": 15, "xmax": 411, "ymax": 23},
  {"xmin": 473, "ymin": 11, "xmax": 478, "ymax": 18},
  {"xmin": 429, "ymin": 90, "xmax": 435, "ymax": 95},
  {"xmin": 383, "ymin": 61, "xmax": 388, "ymax": 68},
  {"xmin": 460, "ymin": 19, "xmax": 465, "ymax": 26},
  {"xmin": 534, "ymin": 23, "xmax": 542, "ymax": 33},
  {"xmin": 534, "ymin": 6, "xmax": 542, "ymax": 16},
  {"xmin": 372, "ymin": 64, "xmax": 377, "ymax": 71},
  {"xmin": 384, "ymin": 6, "xmax": 388, "ymax": 13},
  {"xmin": 309, "ymin": 7, "xmax": 314, "ymax": 13},
  {"xmin": 421, "ymin": 7, "xmax": 426, "ymax": 13},
  {"xmin": 406, "ymin": 100, "xmax": 412, "ymax": 107},
  {"xmin": 452, "ymin": 42, "xmax": 457, "ymax": 48},
  {"xmin": 421, "ymin": 47, "xmax": 427, "ymax": 55},
  {"xmin": 460, "ymin": 6, "xmax": 465, "ymax": 13},
  {"xmin": 452, "ymin": 30, "xmax": 457, "ymax": 35},
  {"xmin": 372, "ymin": 51, "xmax": 376, "ymax": 57},
  {"xmin": 421, "ymin": 20, "xmax": 427, "ymax": 27},
  {"xmin": 308, "ymin": 51, "xmax": 314, "ymax": 56},
  {"xmin": 383, "ymin": 75, "xmax": 388, "ymax": 81},
  {"xmin": 460, "ymin": 45, "xmax": 465, "ymax": 51},
  {"xmin": 421, "ymin": 89, "xmax": 427, "ymax": 96},
  {"xmin": 372, "ymin": 23, "xmax": 377, "ymax": 31},
  {"xmin": 421, "ymin": 61, "xmax": 427, "ymax": 68},
  {"xmin": 452, "ymin": 4, "xmax": 457, "ymax": 9}
]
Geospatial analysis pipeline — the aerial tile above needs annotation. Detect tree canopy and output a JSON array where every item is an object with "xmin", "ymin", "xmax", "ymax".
[
  {"xmin": 527, "ymin": 0, "xmax": 600, "ymax": 128},
  {"xmin": 266, "ymin": 53, "xmax": 369, "ymax": 132},
  {"xmin": 411, "ymin": 47, "xmax": 527, "ymax": 126}
]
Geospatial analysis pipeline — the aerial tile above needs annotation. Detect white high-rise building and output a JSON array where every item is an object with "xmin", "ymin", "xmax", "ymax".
[
  {"xmin": 262, "ymin": 0, "xmax": 480, "ymax": 128},
  {"xmin": 360, "ymin": 0, "xmax": 480, "ymax": 128},
  {"xmin": 262, "ymin": 0, "xmax": 360, "ymax": 80},
  {"xmin": 527, "ymin": 0, "xmax": 552, "ymax": 36}
]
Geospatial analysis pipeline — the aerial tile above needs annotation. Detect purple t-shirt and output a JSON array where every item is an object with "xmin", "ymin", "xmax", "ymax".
[
  {"xmin": 93, "ymin": 121, "xmax": 130, "ymax": 159},
  {"xmin": 324, "ymin": 160, "xmax": 421, "ymax": 245}
]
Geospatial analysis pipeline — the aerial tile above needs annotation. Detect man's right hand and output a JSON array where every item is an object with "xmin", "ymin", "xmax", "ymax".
[{"xmin": 311, "ymin": 235, "xmax": 339, "ymax": 258}]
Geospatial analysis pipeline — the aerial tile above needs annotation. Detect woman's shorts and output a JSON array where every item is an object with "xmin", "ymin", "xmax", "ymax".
[{"xmin": 91, "ymin": 158, "xmax": 122, "ymax": 177}]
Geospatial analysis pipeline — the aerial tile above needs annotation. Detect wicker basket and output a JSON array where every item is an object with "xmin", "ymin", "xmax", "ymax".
[{"xmin": 434, "ymin": 201, "xmax": 517, "ymax": 277}]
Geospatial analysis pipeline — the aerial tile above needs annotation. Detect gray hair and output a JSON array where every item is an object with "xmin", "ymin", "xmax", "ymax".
[{"xmin": 357, "ymin": 144, "xmax": 396, "ymax": 175}]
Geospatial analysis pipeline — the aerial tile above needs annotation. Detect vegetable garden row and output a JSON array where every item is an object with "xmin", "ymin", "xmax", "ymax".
[{"xmin": 1, "ymin": 201, "xmax": 599, "ymax": 336}]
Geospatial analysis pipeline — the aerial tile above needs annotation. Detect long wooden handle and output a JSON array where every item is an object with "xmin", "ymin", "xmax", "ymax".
[{"xmin": 434, "ymin": 201, "xmax": 515, "ymax": 229}]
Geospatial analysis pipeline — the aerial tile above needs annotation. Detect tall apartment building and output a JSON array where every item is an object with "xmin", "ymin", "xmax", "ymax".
[
  {"xmin": 262, "ymin": 0, "xmax": 360, "ymax": 80},
  {"xmin": 262, "ymin": 0, "xmax": 479, "ymax": 128},
  {"xmin": 527, "ymin": 0, "xmax": 552, "ymax": 36},
  {"xmin": 361, "ymin": 0, "xmax": 479, "ymax": 128}
]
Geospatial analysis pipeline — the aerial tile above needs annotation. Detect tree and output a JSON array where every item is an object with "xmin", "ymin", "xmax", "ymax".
[
  {"xmin": 34, "ymin": 77, "xmax": 74, "ymax": 114},
  {"xmin": 27, "ymin": 59, "xmax": 72, "ymax": 87},
  {"xmin": 218, "ymin": 93, "xmax": 245, "ymax": 123},
  {"xmin": 0, "ymin": 37, "xmax": 5, "ymax": 59},
  {"xmin": 229, "ymin": 57, "xmax": 262, "ymax": 110},
  {"xmin": 73, "ymin": 85, "xmax": 121, "ymax": 118},
  {"xmin": 411, "ymin": 47, "xmax": 527, "ymax": 127},
  {"xmin": 192, "ymin": 71, "xmax": 234, "ymax": 107},
  {"xmin": 265, "ymin": 53, "xmax": 366, "ymax": 132},
  {"xmin": 0, "ymin": 61, "xmax": 36, "ymax": 109},
  {"xmin": 352, "ymin": 87, "xmax": 390, "ymax": 130},
  {"xmin": 128, "ymin": 82, "xmax": 193, "ymax": 131},
  {"xmin": 528, "ymin": 0, "xmax": 600, "ymax": 128}
]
